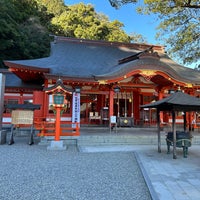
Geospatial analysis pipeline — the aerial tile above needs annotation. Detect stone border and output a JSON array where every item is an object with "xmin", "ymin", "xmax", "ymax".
[{"xmin": 134, "ymin": 152, "xmax": 159, "ymax": 200}]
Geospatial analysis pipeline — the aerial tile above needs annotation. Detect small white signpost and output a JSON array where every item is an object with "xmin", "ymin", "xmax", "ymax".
[{"xmin": 110, "ymin": 115, "xmax": 117, "ymax": 133}]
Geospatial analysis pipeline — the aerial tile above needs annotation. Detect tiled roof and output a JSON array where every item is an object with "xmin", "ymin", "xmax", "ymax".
[
  {"xmin": 0, "ymin": 69, "xmax": 42, "ymax": 89},
  {"xmin": 141, "ymin": 90, "xmax": 200, "ymax": 111},
  {"xmin": 4, "ymin": 36, "xmax": 200, "ymax": 84}
]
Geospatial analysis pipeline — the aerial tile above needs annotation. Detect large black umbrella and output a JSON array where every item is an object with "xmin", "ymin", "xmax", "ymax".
[{"xmin": 141, "ymin": 90, "xmax": 200, "ymax": 158}]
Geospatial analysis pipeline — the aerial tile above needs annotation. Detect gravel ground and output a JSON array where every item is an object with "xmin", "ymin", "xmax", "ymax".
[{"xmin": 0, "ymin": 137, "xmax": 152, "ymax": 200}]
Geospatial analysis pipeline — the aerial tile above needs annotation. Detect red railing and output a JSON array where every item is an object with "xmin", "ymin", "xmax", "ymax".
[{"xmin": 34, "ymin": 118, "xmax": 80, "ymax": 137}]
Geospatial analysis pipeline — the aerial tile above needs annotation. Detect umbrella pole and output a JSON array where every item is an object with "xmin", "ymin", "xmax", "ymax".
[
  {"xmin": 172, "ymin": 110, "xmax": 177, "ymax": 159},
  {"xmin": 157, "ymin": 109, "xmax": 161, "ymax": 153}
]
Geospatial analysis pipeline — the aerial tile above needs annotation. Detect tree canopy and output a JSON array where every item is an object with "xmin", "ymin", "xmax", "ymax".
[
  {"xmin": 109, "ymin": 0, "xmax": 200, "ymax": 65},
  {"xmin": 0, "ymin": 0, "xmax": 146, "ymax": 67},
  {"xmin": 50, "ymin": 2, "xmax": 130, "ymax": 42},
  {"xmin": 0, "ymin": 0, "xmax": 51, "ymax": 67}
]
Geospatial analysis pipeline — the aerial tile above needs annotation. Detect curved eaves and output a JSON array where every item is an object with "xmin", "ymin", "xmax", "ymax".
[{"xmin": 94, "ymin": 54, "xmax": 200, "ymax": 85}]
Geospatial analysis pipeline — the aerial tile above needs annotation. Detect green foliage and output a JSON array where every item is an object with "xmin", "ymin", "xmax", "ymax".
[
  {"xmin": 0, "ymin": 0, "xmax": 146, "ymax": 67},
  {"xmin": 109, "ymin": 0, "xmax": 200, "ymax": 64},
  {"xmin": 141, "ymin": 0, "xmax": 200, "ymax": 64},
  {"xmin": 36, "ymin": 0, "xmax": 66, "ymax": 16},
  {"xmin": 0, "ymin": 0, "xmax": 51, "ymax": 67},
  {"xmin": 109, "ymin": 0, "xmax": 137, "ymax": 8},
  {"xmin": 51, "ymin": 3, "xmax": 130, "ymax": 42},
  {"xmin": 129, "ymin": 32, "xmax": 147, "ymax": 43}
]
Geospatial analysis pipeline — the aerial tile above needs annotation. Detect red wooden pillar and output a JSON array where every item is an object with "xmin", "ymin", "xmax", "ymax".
[
  {"xmin": 158, "ymin": 91, "xmax": 164, "ymax": 123},
  {"xmin": 33, "ymin": 91, "xmax": 45, "ymax": 119},
  {"xmin": 43, "ymin": 80, "xmax": 49, "ymax": 118},
  {"xmin": 86, "ymin": 100, "xmax": 89, "ymax": 123},
  {"xmin": 109, "ymin": 90, "xmax": 114, "ymax": 117},
  {"xmin": 96, "ymin": 94, "xmax": 102, "ymax": 113},
  {"xmin": 102, "ymin": 94, "xmax": 106, "ymax": 107},
  {"xmin": 19, "ymin": 91, "xmax": 23, "ymax": 104},
  {"xmin": 55, "ymin": 106, "xmax": 61, "ymax": 141},
  {"xmin": 133, "ymin": 91, "xmax": 140, "ymax": 125}
]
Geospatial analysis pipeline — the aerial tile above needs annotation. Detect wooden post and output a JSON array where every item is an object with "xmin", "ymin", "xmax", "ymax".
[
  {"xmin": 133, "ymin": 91, "xmax": 140, "ymax": 125},
  {"xmin": 117, "ymin": 93, "xmax": 120, "ymax": 117},
  {"xmin": 131, "ymin": 92, "xmax": 133, "ymax": 118},
  {"xmin": 172, "ymin": 110, "xmax": 177, "ymax": 159},
  {"xmin": 125, "ymin": 92, "xmax": 127, "ymax": 117},
  {"xmin": 183, "ymin": 111, "xmax": 187, "ymax": 132},
  {"xmin": 43, "ymin": 80, "xmax": 49, "ymax": 118},
  {"xmin": 109, "ymin": 90, "xmax": 114, "ymax": 129},
  {"xmin": 158, "ymin": 91, "xmax": 164, "ymax": 123},
  {"xmin": 157, "ymin": 109, "xmax": 161, "ymax": 153},
  {"xmin": 33, "ymin": 91, "xmax": 45, "ymax": 119},
  {"xmin": 109, "ymin": 90, "xmax": 114, "ymax": 117},
  {"xmin": 55, "ymin": 106, "xmax": 61, "ymax": 141}
]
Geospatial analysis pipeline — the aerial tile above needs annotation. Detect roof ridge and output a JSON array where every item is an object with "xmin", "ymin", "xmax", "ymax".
[{"xmin": 53, "ymin": 35, "xmax": 165, "ymax": 52}]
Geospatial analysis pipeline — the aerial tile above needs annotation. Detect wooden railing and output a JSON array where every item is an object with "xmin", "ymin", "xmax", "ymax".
[{"xmin": 34, "ymin": 118, "xmax": 80, "ymax": 137}]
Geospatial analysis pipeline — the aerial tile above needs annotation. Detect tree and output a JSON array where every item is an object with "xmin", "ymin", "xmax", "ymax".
[
  {"xmin": 38, "ymin": 1, "xmax": 145, "ymax": 42},
  {"xmin": 109, "ymin": 0, "xmax": 200, "ymax": 9},
  {"xmin": 0, "ymin": 0, "xmax": 51, "ymax": 67},
  {"xmin": 129, "ymin": 32, "xmax": 147, "ymax": 43},
  {"xmin": 0, "ymin": 0, "xmax": 146, "ymax": 67},
  {"xmin": 51, "ymin": 3, "xmax": 131, "ymax": 42},
  {"xmin": 109, "ymin": 0, "xmax": 200, "ymax": 65},
  {"xmin": 109, "ymin": 0, "xmax": 137, "ymax": 8},
  {"xmin": 35, "ymin": 0, "xmax": 66, "ymax": 16}
]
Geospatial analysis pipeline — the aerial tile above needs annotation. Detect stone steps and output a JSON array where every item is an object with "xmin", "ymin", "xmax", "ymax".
[
  {"xmin": 38, "ymin": 131, "xmax": 200, "ymax": 146},
  {"xmin": 12, "ymin": 126, "xmax": 200, "ymax": 147},
  {"xmin": 78, "ymin": 135, "xmax": 166, "ymax": 146}
]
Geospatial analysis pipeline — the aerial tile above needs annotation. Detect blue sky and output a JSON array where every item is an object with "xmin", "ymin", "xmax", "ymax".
[
  {"xmin": 65, "ymin": 1, "xmax": 199, "ymax": 68},
  {"xmin": 65, "ymin": 0, "xmax": 160, "ymax": 45}
]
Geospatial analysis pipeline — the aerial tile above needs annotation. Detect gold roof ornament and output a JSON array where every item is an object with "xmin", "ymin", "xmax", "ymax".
[{"xmin": 139, "ymin": 70, "xmax": 156, "ymax": 81}]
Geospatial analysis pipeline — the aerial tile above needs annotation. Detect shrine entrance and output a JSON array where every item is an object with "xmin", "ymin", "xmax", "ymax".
[
  {"xmin": 80, "ymin": 94, "xmax": 109, "ymax": 125},
  {"xmin": 79, "ymin": 91, "xmax": 135, "ymax": 127}
]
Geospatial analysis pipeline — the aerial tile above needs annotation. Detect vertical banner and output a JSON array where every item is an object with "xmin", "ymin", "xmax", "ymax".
[{"xmin": 72, "ymin": 92, "xmax": 80, "ymax": 128}]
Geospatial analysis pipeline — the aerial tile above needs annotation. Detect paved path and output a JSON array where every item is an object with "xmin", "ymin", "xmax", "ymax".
[
  {"xmin": 3, "ymin": 127, "xmax": 200, "ymax": 200},
  {"xmin": 80, "ymin": 144, "xmax": 200, "ymax": 200}
]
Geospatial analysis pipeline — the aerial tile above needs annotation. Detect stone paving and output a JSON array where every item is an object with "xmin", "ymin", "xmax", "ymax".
[
  {"xmin": 80, "ymin": 145, "xmax": 200, "ymax": 200},
  {"xmin": 3, "ymin": 127, "xmax": 200, "ymax": 200}
]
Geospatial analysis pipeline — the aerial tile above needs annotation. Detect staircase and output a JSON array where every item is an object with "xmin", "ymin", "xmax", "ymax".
[
  {"xmin": 38, "ymin": 126, "xmax": 200, "ymax": 146},
  {"xmin": 78, "ymin": 134, "xmax": 166, "ymax": 146}
]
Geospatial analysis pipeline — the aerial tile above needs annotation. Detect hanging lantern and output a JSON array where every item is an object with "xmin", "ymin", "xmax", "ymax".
[
  {"xmin": 113, "ymin": 86, "xmax": 120, "ymax": 93},
  {"xmin": 53, "ymin": 92, "xmax": 65, "ymax": 107}
]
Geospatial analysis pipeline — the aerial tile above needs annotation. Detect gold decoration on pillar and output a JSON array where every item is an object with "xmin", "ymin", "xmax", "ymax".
[{"xmin": 140, "ymin": 70, "xmax": 156, "ymax": 81}]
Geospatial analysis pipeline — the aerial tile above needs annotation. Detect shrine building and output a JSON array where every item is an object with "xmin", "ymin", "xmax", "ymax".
[{"xmin": 2, "ymin": 36, "xmax": 200, "ymax": 134}]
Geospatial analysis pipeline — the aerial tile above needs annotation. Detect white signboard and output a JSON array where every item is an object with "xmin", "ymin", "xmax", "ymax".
[
  {"xmin": 72, "ymin": 92, "xmax": 80, "ymax": 128},
  {"xmin": 110, "ymin": 116, "xmax": 117, "ymax": 123},
  {"xmin": 11, "ymin": 110, "xmax": 33, "ymax": 125}
]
